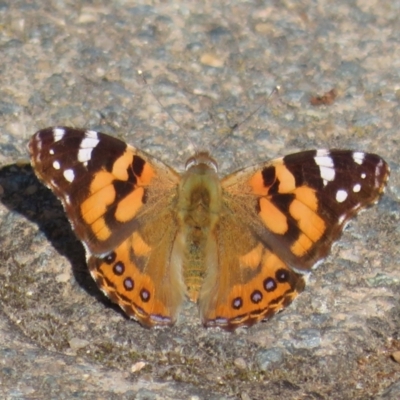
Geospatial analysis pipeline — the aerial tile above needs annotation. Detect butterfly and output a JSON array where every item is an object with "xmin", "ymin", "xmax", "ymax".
[{"xmin": 28, "ymin": 127, "xmax": 389, "ymax": 330}]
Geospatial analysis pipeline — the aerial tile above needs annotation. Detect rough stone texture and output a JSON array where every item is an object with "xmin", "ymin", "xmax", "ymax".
[{"xmin": 0, "ymin": 1, "xmax": 399, "ymax": 399}]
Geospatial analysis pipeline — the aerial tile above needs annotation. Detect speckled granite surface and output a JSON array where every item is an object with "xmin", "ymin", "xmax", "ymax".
[{"xmin": 0, "ymin": 1, "xmax": 399, "ymax": 399}]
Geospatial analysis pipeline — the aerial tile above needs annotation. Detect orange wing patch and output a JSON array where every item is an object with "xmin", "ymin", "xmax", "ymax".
[
  {"xmin": 248, "ymin": 163, "xmax": 327, "ymax": 257},
  {"xmin": 111, "ymin": 148, "xmax": 135, "ymax": 180},
  {"xmin": 115, "ymin": 187, "xmax": 145, "ymax": 222},
  {"xmin": 289, "ymin": 196, "xmax": 326, "ymax": 256},
  {"xmin": 239, "ymin": 242, "xmax": 264, "ymax": 269},
  {"xmin": 81, "ymin": 151, "xmax": 156, "ymax": 242},
  {"xmin": 248, "ymin": 162, "xmax": 296, "ymax": 196},
  {"xmin": 258, "ymin": 198, "xmax": 288, "ymax": 234}
]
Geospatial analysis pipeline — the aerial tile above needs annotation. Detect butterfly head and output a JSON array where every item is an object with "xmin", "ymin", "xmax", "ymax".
[{"xmin": 185, "ymin": 151, "xmax": 218, "ymax": 173}]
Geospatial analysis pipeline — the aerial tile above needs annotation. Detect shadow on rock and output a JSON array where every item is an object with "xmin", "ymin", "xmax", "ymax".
[{"xmin": 0, "ymin": 163, "xmax": 125, "ymax": 317}]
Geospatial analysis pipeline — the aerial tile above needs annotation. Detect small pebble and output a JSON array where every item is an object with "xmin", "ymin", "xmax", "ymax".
[
  {"xmin": 234, "ymin": 357, "xmax": 247, "ymax": 370},
  {"xmin": 391, "ymin": 351, "xmax": 400, "ymax": 363},
  {"xmin": 69, "ymin": 338, "xmax": 90, "ymax": 351},
  {"xmin": 131, "ymin": 361, "xmax": 146, "ymax": 373},
  {"xmin": 200, "ymin": 53, "xmax": 224, "ymax": 68}
]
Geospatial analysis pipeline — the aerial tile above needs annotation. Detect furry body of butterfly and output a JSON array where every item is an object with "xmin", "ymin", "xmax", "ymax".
[{"xmin": 29, "ymin": 127, "xmax": 389, "ymax": 330}]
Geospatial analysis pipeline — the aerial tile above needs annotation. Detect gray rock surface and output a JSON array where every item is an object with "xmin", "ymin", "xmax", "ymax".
[{"xmin": 0, "ymin": 1, "xmax": 399, "ymax": 399}]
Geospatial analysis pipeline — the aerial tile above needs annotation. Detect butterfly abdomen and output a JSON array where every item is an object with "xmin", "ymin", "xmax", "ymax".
[{"xmin": 177, "ymin": 160, "xmax": 222, "ymax": 302}]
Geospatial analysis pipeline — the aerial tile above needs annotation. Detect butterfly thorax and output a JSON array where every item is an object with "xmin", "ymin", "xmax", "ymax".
[{"xmin": 177, "ymin": 153, "xmax": 221, "ymax": 302}]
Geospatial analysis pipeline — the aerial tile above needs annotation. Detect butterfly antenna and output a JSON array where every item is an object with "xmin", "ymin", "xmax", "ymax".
[
  {"xmin": 213, "ymin": 86, "xmax": 280, "ymax": 152},
  {"xmin": 137, "ymin": 70, "xmax": 197, "ymax": 152}
]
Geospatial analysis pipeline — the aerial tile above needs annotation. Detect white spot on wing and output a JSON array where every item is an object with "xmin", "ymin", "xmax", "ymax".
[
  {"xmin": 53, "ymin": 127, "xmax": 65, "ymax": 142},
  {"xmin": 81, "ymin": 240, "xmax": 92, "ymax": 260},
  {"xmin": 336, "ymin": 189, "xmax": 348, "ymax": 203},
  {"xmin": 63, "ymin": 169, "xmax": 75, "ymax": 183},
  {"xmin": 316, "ymin": 149, "xmax": 330, "ymax": 157},
  {"xmin": 52, "ymin": 160, "xmax": 61, "ymax": 170},
  {"xmin": 319, "ymin": 166, "xmax": 335, "ymax": 186},
  {"xmin": 85, "ymin": 130, "xmax": 99, "ymax": 140},
  {"xmin": 353, "ymin": 183, "xmax": 361, "ymax": 193},
  {"xmin": 78, "ymin": 135, "xmax": 100, "ymax": 164},
  {"xmin": 49, "ymin": 148, "xmax": 54, "ymax": 155},
  {"xmin": 64, "ymin": 195, "xmax": 71, "ymax": 206},
  {"xmin": 36, "ymin": 137, "xmax": 42, "ymax": 151},
  {"xmin": 311, "ymin": 258, "xmax": 325, "ymax": 270},
  {"xmin": 314, "ymin": 153, "xmax": 335, "ymax": 186},
  {"xmin": 314, "ymin": 155, "xmax": 334, "ymax": 167},
  {"xmin": 81, "ymin": 136, "xmax": 100, "ymax": 148},
  {"xmin": 338, "ymin": 214, "xmax": 346, "ymax": 225},
  {"xmin": 361, "ymin": 172, "xmax": 366, "ymax": 179},
  {"xmin": 78, "ymin": 147, "xmax": 94, "ymax": 163},
  {"xmin": 352, "ymin": 152, "xmax": 365, "ymax": 165},
  {"xmin": 375, "ymin": 159, "xmax": 384, "ymax": 187}
]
